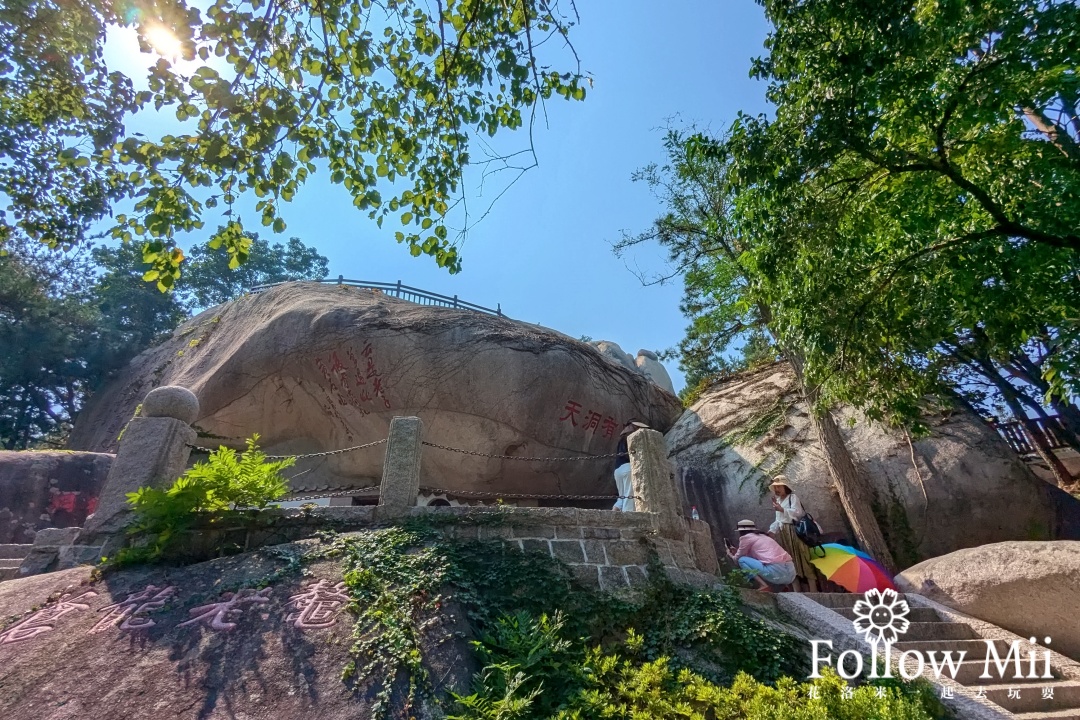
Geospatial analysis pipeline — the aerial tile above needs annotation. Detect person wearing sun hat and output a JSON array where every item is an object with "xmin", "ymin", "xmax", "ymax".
[
  {"xmin": 612, "ymin": 419, "xmax": 650, "ymax": 512},
  {"xmin": 725, "ymin": 519, "xmax": 796, "ymax": 591},
  {"xmin": 767, "ymin": 474, "xmax": 819, "ymax": 591}
]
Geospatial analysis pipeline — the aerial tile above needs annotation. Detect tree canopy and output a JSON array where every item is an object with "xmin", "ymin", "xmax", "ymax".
[
  {"xmin": 0, "ymin": 235, "xmax": 327, "ymax": 449},
  {"xmin": 732, "ymin": 0, "xmax": 1080, "ymax": 427},
  {"xmin": 650, "ymin": 0, "xmax": 1080, "ymax": 439},
  {"xmin": 0, "ymin": 0, "xmax": 586, "ymax": 286}
]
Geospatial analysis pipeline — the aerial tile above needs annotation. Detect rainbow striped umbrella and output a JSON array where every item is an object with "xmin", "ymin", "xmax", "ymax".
[{"xmin": 809, "ymin": 543, "xmax": 895, "ymax": 593}]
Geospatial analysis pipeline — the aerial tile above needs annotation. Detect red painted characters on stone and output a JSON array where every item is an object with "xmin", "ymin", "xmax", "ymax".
[
  {"xmin": 313, "ymin": 342, "xmax": 391, "ymax": 413},
  {"xmin": 88, "ymin": 584, "xmax": 176, "ymax": 634},
  {"xmin": 0, "ymin": 591, "xmax": 98, "ymax": 645},
  {"xmin": 177, "ymin": 587, "xmax": 272, "ymax": 631},
  {"xmin": 559, "ymin": 399, "xmax": 617, "ymax": 438},
  {"xmin": 285, "ymin": 579, "xmax": 350, "ymax": 629}
]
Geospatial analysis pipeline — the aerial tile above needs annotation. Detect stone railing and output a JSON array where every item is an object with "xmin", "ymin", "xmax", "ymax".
[{"xmin": 18, "ymin": 387, "xmax": 718, "ymax": 587}]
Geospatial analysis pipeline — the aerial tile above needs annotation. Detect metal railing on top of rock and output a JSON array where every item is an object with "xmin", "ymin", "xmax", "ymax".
[{"xmin": 249, "ymin": 277, "xmax": 504, "ymax": 317}]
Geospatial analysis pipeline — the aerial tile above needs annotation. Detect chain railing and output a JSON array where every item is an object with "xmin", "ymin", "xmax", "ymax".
[
  {"xmin": 283, "ymin": 486, "xmax": 379, "ymax": 502},
  {"xmin": 187, "ymin": 438, "xmax": 386, "ymax": 460},
  {"xmin": 421, "ymin": 441, "xmax": 617, "ymax": 462},
  {"xmin": 421, "ymin": 486, "xmax": 630, "ymax": 502},
  {"xmin": 187, "ymin": 435, "xmax": 620, "ymax": 503}
]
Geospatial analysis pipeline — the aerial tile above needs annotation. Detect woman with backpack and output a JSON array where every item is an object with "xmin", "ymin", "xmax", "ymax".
[{"xmin": 767, "ymin": 475, "xmax": 819, "ymax": 592}]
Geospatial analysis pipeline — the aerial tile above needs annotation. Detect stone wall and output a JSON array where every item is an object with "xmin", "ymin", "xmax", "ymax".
[{"xmin": 158, "ymin": 506, "xmax": 720, "ymax": 594}]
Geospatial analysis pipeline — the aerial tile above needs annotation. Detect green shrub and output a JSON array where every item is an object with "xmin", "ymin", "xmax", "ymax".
[
  {"xmin": 557, "ymin": 661, "xmax": 940, "ymax": 719},
  {"xmin": 449, "ymin": 612, "xmax": 577, "ymax": 720},
  {"xmin": 319, "ymin": 525, "xmax": 943, "ymax": 720},
  {"xmin": 119, "ymin": 434, "xmax": 293, "ymax": 562},
  {"xmin": 451, "ymin": 609, "xmax": 942, "ymax": 720}
]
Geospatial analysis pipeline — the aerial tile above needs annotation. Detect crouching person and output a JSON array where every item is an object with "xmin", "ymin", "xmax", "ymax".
[{"xmin": 726, "ymin": 519, "xmax": 796, "ymax": 592}]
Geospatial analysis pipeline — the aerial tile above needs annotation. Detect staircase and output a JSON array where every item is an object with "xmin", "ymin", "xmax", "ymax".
[
  {"xmin": 0, "ymin": 544, "xmax": 31, "ymax": 581},
  {"xmin": 803, "ymin": 593, "xmax": 1080, "ymax": 719}
]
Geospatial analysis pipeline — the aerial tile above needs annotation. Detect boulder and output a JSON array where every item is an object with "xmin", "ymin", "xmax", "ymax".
[
  {"xmin": 666, "ymin": 362, "xmax": 1080, "ymax": 566},
  {"xmin": 587, "ymin": 341, "xmax": 676, "ymax": 395},
  {"xmin": 68, "ymin": 283, "xmax": 682, "ymax": 499},
  {"xmin": 0, "ymin": 543, "xmax": 473, "ymax": 719},
  {"xmin": 590, "ymin": 340, "xmax": 637, "ymax": 372},
  {"xmin": 634, "ymin": 350, "xmax": 675, "ymax": 395},
  {"xmin": 895, "ymin": 541, "xmax": 1080, "ymax": 661},
  {"xmin": 0, "ymin": 451, "xmax": 113, "ymax": 543}
]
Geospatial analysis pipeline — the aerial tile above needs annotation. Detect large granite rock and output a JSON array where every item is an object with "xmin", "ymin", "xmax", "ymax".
[
  {"xmin": 667, "ymin": 362, "xmax": 1080, "ymax": 566},
  {"xmin": 634, "ymin": 350, "xmax": 675, "ymax": 396},
  {"xmin": 68, "ymin": 283, "xmax": 682, "ymax": 498},
  {"xmin": 895, "ymin": 541, "xmax": 1080, "ymax": 661},
  {"xmin": 0, "ymin": 543, "xmax": 472, "ymax": 719},
  {"xmin": 0, "ymin": 451, "xmax": 113, "ymax": 543}
]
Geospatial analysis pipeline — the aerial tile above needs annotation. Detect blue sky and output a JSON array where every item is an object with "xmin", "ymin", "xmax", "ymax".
[{"xmin": 108, "ymin": 2, "xmax": 774, "ymax": 392}]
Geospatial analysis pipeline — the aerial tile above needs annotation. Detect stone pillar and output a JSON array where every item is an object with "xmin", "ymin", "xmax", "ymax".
[
  {"xmin": 80, "ymin": 386, "xmax": 199, "ymax": 546},
  {"xmin": 378, "ymin": 416, "xmax": 423, "ymax": 519},
  {"xmin": 628, "ymin": 429, "xmax": 685, "ymax": 539}
]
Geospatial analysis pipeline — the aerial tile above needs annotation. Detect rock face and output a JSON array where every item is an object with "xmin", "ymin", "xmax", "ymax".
[
  {"xmin": 0, "ymin": 451, "xmax": 113, "ymax": 543},
  {"xmin": 68, "ymin": 283, "xmax": 683, "ymax": 498},
  {"xmin": 666, "ymin": 362, "xmax": 1080, "ymax": 567},
  {"xmin": 0, "ymin": 546, "xmax": 472, "ymax": 719},
  {"xmin": 587, "ymin": 341, "xmax": 675, "ymax": 395},
  {"xmin": 634, "ymin": 350, "xmax": 675, "ymax": 396},
  {"xmin": 895, "ymin": 541, "xmax": 1080, "ymax": 661}
]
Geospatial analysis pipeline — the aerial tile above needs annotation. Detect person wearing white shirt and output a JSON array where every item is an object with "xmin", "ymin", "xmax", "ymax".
[{"xmin": 766, "ymin": 475, "xmax": 819, "ymax": 592}]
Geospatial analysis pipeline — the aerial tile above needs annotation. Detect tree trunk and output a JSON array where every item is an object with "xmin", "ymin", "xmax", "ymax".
[
  {"xmin": 971, "ymin": 355, "xmax": 1074, "ymax": 487},
  {"xmin": 786, "ymin": 352, "xmax": 898, "ymax": 574},
  {"xmin": 1002, "ymin": 351, "xmax": 1080, "ymax": 454}
]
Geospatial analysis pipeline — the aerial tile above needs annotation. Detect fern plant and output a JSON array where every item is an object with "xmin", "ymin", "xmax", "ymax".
[{"xmin": 120, "ymin": 434, "xmax": 293, "ymax": 563}]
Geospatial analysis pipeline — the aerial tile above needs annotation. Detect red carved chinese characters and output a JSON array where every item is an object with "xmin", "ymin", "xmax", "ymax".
[
  {"xmin": 560, "ymin": 400, "xmax": 618, "ymax": 438},
  {"xmin": 177, "ymin": 587, "xmax": 273, "ymax": 631},
  {"xmin": 286, "ymin": 579, "xmax": 350, "ymax": 629},
  {"xmin": 560, "ymin": 400, "xmax": 582, "ymax": 426},
  {"xmin": 88, "ymin": 585, "xmax": 175, "ymax": 634},
  {"xmin": 0, "ymin": 591, "xmax": 98, "ymax": 645},
  {"xmin": 313, "ymin": 343, "xmax": 391, "ymax": 414},
  {"xmin": 583, "ymin": 411, "xmax": 602, "ymax": 432},
  {"xmin": 601, "ymin": 416, "xmax": 617, "ymax": 438}
]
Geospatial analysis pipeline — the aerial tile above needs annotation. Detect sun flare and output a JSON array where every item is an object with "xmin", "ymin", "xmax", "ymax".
[{"xmin": 143, "ymin": 24, "xmax": 183, "ymax": 61}]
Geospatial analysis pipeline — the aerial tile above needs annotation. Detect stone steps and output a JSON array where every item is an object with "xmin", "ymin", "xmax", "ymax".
[
  {"xmin": 0, "ymin": 544, "xmax": 32, "ymax": 559},
  {"xmin": 801, "ymin": 591, "xmax": 879, "ymax": 608},
  {"xmin": 894, "ymin": 638, "xmax": 1029, "ymax": 661},
  {"xmin": 901, "ymin": 621, "xmax": 979, "ymax": 642},
  {"xmin": 803, "ymin": 592, "xmax": 1080, "ymax": 718},
  {"xmin": 833, "ymin": 606, "xmax": 941, "ymax": 623},
  {"xmin": 979, "ymin": 683, "xmax": 1080, "ymax": 715},
  {"xmin": 949, "ymin": 661, "xmax": 1062, "ymax": 686},
  {"xmin": 1014, "ymin": 709, "xmax": 1080, "ymax": 720},
  {"xmin": 0, "ymin": 543, "xmax": 32, "ymax": 582}
]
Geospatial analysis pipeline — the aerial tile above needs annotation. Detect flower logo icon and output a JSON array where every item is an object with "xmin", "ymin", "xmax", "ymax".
[{"xmin": 852, "ymin": 588, "xmax": 910, "ymax": 645}]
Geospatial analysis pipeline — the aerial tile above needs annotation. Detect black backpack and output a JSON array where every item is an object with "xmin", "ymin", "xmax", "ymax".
[{"xmin": 795, "ymin": 513, "xmax": 826, "ymax": 557}]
